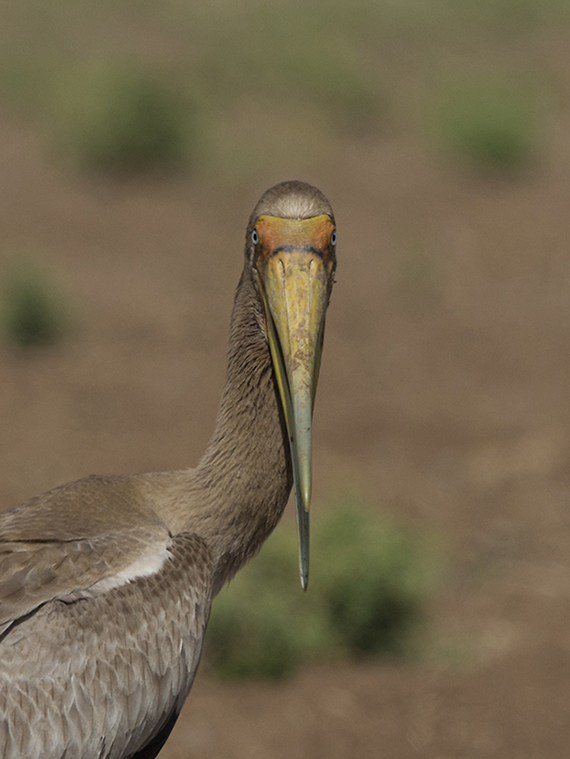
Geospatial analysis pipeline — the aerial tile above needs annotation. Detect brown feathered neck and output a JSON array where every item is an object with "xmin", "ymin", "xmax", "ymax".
[{"xmin": 191, "ymin": 265, "xmax": 292, "ymax": 591}]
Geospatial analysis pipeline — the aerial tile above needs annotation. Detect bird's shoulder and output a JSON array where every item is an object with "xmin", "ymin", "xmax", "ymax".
[
  {"xmin": 0, "ymin": 473, "xmax": 166, "ymax": 539},
  {"xmin": 0, "ymin": 473, "xmax": 213, "ymax": 635}
]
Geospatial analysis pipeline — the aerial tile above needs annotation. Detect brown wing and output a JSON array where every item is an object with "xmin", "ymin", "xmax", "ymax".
[
  {"xmin": 0, "ymin": 532, "xmax": 214, "ymax": 759},
  {"xmin": 0, "ymin": 475, "xmax": 171, "ymax": 635}
]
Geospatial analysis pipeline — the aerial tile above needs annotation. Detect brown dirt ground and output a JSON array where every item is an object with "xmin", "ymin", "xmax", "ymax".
[{"xmin": 2, "ymin": 63, "xmax": 570, "ymax": 757}]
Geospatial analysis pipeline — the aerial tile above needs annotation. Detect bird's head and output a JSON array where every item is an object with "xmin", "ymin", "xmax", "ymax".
[{"xmin": 247, "ymin": 181, "xmax": 336, "ymax": 589}]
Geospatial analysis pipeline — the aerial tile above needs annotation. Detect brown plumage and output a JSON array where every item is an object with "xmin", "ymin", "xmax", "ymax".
[{"xmin": 0, "ymin": 181, "xmax": 336, "ymax": 759}]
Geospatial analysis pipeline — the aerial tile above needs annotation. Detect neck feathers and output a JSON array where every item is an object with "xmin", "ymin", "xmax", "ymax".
[{"xmin": 194, "ymin": 269, "xmax": 292, "ymax": 590}]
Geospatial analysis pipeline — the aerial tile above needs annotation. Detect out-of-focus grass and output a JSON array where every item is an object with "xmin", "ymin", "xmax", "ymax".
[
  {"xmin": 0, "ymin": 55, "xmax": 58, "ymax": 118},
  {"xmin": 0, "ymin": 0, "xmax": 390, "ymax": 179},
  {"xmin": 432, "ymin": 77, "xmax": 541, "ymax": 171},
  {"xmin": 194, "ymin": 6, "xmax": 387, "ymax": 135},
  {"xmin": 316, "ymin": 499, "xmax": 432, "ymax": 657},
  {"xmin": 51, "ymin": 62, "xmax": 195, "ymax": 174},
  {"xmin": 443, "ymin": 0, "xmax": 570, "ymax": 31},
  {"xmin": 0, "ymin": 261, "xmax": 69, "ymax": 349},
  {"xmin": 205, "ymin": 494, "xmax": 437, "ymax": 680},
  {"xmin": 0, "ymin": 0, "xmax": 563, "ymax": 179}
]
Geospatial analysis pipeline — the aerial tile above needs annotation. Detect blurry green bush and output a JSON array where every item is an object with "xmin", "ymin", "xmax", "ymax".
[
  {"xmin": 434, "ymin": 77, "xmax": 540, "ymax": 170},
  {"xmin": 205, "ymin": 495, "xmax": 435, "ymax": 679},
  {"xmin": 0, "ymin": 261, "xmax": 69, "ymax": 349},
  {"xmin": 52, "ymin": 62, "xmax": 195, "ymax": 174}
]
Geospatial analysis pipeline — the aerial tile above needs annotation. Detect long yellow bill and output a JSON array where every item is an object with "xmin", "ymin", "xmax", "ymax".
[{"xmin": 255, "ymin": 215, "xmax": 335, "ymax": 589}]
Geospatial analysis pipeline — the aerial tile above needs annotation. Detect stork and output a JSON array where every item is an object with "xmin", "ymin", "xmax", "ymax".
[{"xmin": 0, "ymin": 181, "xmax": 336, "ymax": 758}]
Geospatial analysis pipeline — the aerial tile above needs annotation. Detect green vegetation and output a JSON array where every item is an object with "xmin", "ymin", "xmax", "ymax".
[
  {"xmin": 0, "ymin": 55, "xmax": 56, "ymax": 118},
  {"xmin": 317, "ymin": 503, "xmax": 430, "ymax": 656},
  {"xmin": 205, "ymin": 496, "xmax": 435, "ymax": 680},
  {"xmin": 0, "ymin": 262, "xmax": 69, "ymax": 349},
  {"xmin": 52, "ymin": 63, "xmax": 195, "ymax": 174},
  {"xmin": 443, "ymin": 0, "xmax": 570, "ymax": 32},
  {"xmin": 196, "ymin": 9, "xmax": 386, "ymax": 135},
  {"xmin": 434, "ymin": 77, "xmax": 540, "ymax": 171},
  {"xmin": 0, "ymin": 2, "xmax": 389, "ymax": 180},
  {"xmin": 0, "ymin": 0, "xmax": 561, "ymax": 178}
]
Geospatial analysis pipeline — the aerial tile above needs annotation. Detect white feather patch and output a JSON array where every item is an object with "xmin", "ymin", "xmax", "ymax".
[{"xmin": 90, "ymin": 543, "xmax": 172, "ymax": 593}]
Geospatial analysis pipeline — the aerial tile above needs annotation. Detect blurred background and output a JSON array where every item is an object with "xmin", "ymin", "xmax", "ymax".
[{"xmin": 1, "ymin": 0, "xmax": 570, "ymax": 756}]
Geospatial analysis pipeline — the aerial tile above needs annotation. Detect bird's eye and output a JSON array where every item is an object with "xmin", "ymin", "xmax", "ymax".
[
  {"xmin": 331, "ymin": 230, "xmax": 337, "ymax": 246},
  {"xmin": 251, "ymin": 229, "xmax": 259, "ymax": 245}
]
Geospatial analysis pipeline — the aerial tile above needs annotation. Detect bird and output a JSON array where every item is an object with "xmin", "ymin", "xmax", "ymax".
[{"xmin": 0, "ymin": 180, "xmax": 337, "ymax": 759}]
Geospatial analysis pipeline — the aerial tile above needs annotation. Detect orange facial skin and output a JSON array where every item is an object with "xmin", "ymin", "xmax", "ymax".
[{"xmin": 254, "ymin": 214, "xmax": 336, "ymax": 269}]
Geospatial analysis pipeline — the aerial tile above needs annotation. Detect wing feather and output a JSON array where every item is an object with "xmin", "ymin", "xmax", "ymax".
[
  {"xmin": 0, "ymin": 474, "xmax": 171, "ymax": 633},
  {"xmin": 0, "ymin": 531, "xmax": 213, "ymax": 759}
]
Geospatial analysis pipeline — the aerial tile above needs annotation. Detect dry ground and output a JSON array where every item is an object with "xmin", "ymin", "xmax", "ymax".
[{"xmin": 2, "ymin": 40, "xmax": 570, "ymax": 757}]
